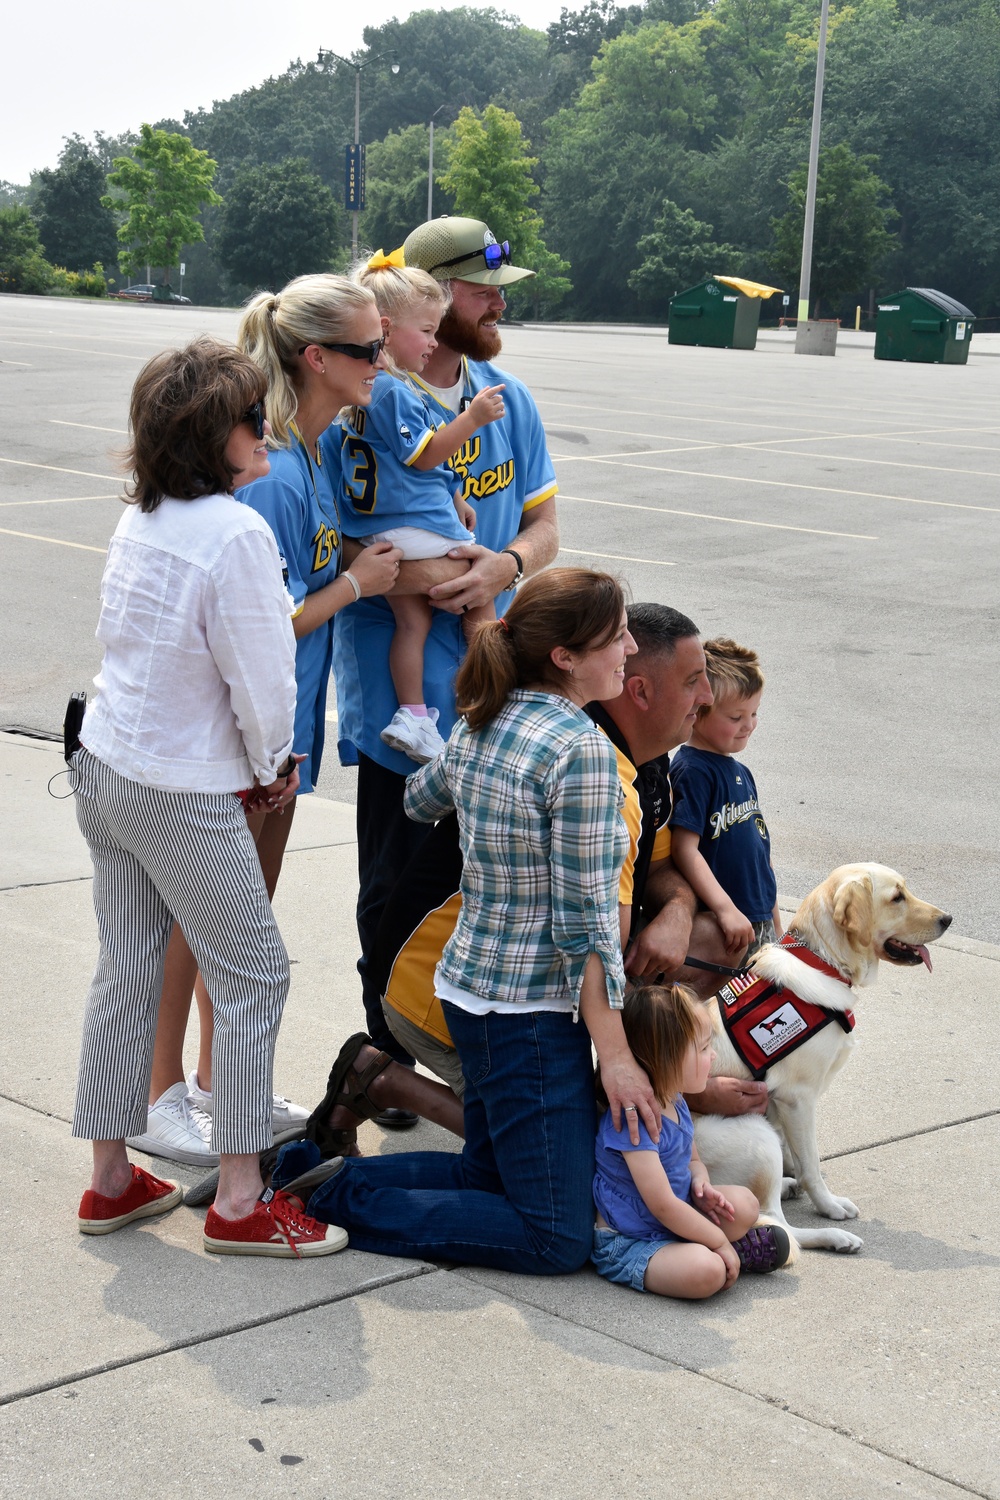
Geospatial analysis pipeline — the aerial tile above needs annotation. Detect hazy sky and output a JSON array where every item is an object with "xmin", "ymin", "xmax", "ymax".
[{"xmin": 2, "ymin": 1, "xmax": 571, "ymax": 185}]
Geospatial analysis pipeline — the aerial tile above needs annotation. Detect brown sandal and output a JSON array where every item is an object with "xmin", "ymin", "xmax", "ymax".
[{"xmin": 304, "ymin": 1032, "xmax": 394, "ymax": 1159}]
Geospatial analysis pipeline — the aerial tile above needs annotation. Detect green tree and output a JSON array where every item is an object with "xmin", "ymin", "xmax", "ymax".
[
  {"xmin": 544, "ymin": 19, "xmax": 715, "ymax": 317},
  {"xmin": 359, "ymin": 124, "xmax": 456, "ymax": 257},
  {"xmin": 440, "ymin": 105, "xmax": 571, "ymax": 317},
  {"xmin": 0, "ymin": 206, "xmax": 53, "ymax": 294},
  {"xmin": 819, "ymin": 0, "xmax": 1000, "ymax": 308},
  {"xmin": 358, "ymin": 8, "xmax": 551, "ymax": 144},
  {"xmin": 629, "ymin": 199, "xmax": 738, "ymax": 315},
  {"xmin": 770, "ymin": 144, "xmax": 898, "ymax": 312},
  {"xmin": 103, "ymin": 124, "xmax": 221, "ymax": 285},
  {"xmin": 33, "ymin": 149, "xmax": 118, "ymax": 272},
  {"xmin": 215, "ymin": 158, "xmax": 340, "ymax": 291}
]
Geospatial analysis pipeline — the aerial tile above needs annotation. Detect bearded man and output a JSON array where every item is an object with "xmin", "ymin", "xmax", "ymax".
[{"xmin": 333, "ymin": 217, "xmax": 560, "ymax": 1080}]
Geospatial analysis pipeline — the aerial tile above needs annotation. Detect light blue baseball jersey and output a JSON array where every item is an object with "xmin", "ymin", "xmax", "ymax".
[
  {"xmin": 339, "ymin": 372, "xmax": 469, "ymax": 545},
  {"xmin": 326, "ymin": 356, "xmax": 557, "ymax": 776},
  {"xmin": 236, "ymin": 430, "xmax": 341, "ymax": 793}
]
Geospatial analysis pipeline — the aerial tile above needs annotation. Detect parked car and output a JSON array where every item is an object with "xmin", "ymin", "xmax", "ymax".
[
  {"xmin": 112, "ymin": 284, "xmax": 156, "ymax": 301},
  {"xmin": 110, "ymin": 285, "xmax": 192, "ymax": 304}
]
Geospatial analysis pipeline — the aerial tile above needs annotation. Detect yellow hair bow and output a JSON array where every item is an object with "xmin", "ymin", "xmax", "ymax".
[{"xmin": 367, "ymin": 246, "xmax": 405, "ymax": 270}]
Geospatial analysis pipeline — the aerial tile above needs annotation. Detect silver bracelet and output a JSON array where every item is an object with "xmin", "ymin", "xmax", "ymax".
[{"xmin": 342, "ymin": 570, "xmax": 362, "ymax": 602}]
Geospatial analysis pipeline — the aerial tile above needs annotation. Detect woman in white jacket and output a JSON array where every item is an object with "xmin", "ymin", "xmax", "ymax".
[{"xmin": 71, "ymin": 337, "xmax": 344, "ymax": 1258}]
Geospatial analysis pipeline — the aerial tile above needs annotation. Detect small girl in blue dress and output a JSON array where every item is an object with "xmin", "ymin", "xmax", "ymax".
[
  {"xmin": 342, "ymin": 254, "xmax": 507, "ymax": 762},
  {"xmin": 592, "ymin": 984, "xmax": 792, "ymax": 1298}
]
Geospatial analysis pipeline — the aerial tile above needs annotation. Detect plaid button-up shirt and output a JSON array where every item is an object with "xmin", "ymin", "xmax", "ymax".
[{"xmin": 404, "ymin": 690, "xmax": 628, "ymax": 1012}]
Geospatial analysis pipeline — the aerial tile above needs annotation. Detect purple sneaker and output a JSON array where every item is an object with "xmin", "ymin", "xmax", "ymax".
[{"xmin": 732, "ymin": 1224, "xmax": 791, "ymax": 1272}]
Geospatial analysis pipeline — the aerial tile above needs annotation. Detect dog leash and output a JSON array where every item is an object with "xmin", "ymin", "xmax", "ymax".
[{"xmin": 682, "ymin": 956, "xmax": 747, "ymax": 979}]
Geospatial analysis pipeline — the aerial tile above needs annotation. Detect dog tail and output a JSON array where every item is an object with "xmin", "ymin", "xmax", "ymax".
[{"xmin": 757, "ymin": 1213, "xmax": 800, "ymax": 1267}]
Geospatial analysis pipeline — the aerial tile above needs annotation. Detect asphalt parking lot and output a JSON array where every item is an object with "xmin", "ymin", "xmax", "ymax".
[
  {"xmin": 2, "ymin": 294, "xmax": 997, "ymax": 939},
  {"xmin": 2, "ymin": 295, "xmax": 999, "ymax": 1499}
]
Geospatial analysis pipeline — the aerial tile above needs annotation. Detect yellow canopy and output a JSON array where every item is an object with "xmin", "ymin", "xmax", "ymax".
[{"xmin": 714, "ymin": 275, "xmax": 783, "ymax": 299}]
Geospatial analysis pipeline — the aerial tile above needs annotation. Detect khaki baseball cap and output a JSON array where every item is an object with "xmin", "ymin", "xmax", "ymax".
[{"xmin": 402, "ymin": 216, "xmax": 535, "ymax": 286}]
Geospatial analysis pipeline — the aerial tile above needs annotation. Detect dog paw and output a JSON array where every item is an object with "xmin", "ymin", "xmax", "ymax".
[
  {"xmin": 780, "ymin": 1177, "xmax": 800, "ymax": 1200},
  {"xmin": 815, "ymin": 1195, "xmax": 859, "ymax": 1221},
  {"xmin": 831, "ymin": 1230, "xmax": 863, "ymax": 1253}
]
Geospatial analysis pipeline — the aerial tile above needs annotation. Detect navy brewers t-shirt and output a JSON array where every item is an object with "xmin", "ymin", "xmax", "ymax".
[{"xmin": 669, "ymin": 745, "xmax": 777, "ymax": 923}]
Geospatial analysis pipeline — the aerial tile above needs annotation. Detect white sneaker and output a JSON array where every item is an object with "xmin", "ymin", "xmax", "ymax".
[
  {"xmin": 127, "ymin": 1082, "xmax": 218, "ymax": 1167},
  {"xmin": 380, "ymin": 706, "xmax": 446, "ymax": 764},
  {"xmin": 185, "ymin": 1071, "xmax": 310, "ymax": 1135}
]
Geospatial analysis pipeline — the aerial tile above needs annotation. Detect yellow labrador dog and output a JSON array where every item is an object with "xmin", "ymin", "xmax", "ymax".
[{"xmin": 693, "ymin": 864, "xmax": 951, "ymax": 1253}]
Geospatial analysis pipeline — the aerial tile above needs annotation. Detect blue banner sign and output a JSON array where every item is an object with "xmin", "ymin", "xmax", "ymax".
[{"xmin": 344, "ymin": 145, "xmax": 366, "ymax": 211}]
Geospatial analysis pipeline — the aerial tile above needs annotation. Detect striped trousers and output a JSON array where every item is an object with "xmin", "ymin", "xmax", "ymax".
[{"xmin": 70, "ymin": 748, "xmax": 289, "ymax": 1154}]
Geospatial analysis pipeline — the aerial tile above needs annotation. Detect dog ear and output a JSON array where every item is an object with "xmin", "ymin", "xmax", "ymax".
[{"xmin": 833, "ymin": 875, "xmax": 875, "ymax": 951}]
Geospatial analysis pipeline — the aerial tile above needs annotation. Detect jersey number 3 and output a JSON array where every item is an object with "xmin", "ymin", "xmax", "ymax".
[{"xmin": 344, "ymin": 438, "xmax": 378, "ymax": 515}]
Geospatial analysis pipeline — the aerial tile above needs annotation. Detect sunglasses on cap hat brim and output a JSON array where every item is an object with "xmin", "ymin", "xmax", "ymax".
[{"xmin": 427, "ymin": 243, "xmax": 536, "ymax": 286}]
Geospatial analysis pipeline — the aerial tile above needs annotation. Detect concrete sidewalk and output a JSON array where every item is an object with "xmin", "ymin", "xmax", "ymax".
[{"xmin": 1, "ymin": 731, "xmax": 998, "ymax": 1499}]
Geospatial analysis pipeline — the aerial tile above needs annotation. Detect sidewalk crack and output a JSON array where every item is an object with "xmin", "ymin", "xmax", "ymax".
[
  {"xmin": 0, "ymin": 1263, "xmax": 438, "ymax": 1410},
  {"xmin": 449, "ymin": 1269, "xmax": 991, "ymax": 1498}
]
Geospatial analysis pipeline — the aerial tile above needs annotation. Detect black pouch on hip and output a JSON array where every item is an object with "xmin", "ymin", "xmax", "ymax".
[{"xmin": 63, "ymin": 691, "xmax": 87, "ymax": 764}]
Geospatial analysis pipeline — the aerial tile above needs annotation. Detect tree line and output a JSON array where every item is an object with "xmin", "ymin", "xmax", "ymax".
[{"xmin": 2, "ymin": 1, "xmax": 998, "ymax": 320}]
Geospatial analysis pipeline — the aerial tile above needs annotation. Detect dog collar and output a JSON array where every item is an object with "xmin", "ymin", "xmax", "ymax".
[{"xmin": 780, "ymin": 929, "xmax": 854, "ymax": 985}]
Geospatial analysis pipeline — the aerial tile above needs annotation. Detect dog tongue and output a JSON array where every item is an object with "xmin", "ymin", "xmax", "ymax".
[{"xmin": 916, "ymin": 945, "xmax": 932, "ymax": 972}]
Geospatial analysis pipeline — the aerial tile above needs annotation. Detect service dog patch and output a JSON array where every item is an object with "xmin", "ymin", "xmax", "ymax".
[{"xmin": 717, "ymin": 937, "xmax": 854, "ymax": 1080}]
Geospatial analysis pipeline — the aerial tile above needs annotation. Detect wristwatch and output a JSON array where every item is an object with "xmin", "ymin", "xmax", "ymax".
[
  {"xmin": 501, "ymin": 548, "xmax": 524, "ymax": 587},
  {"xmin": 276, "ymin": 755, "xmax": 296, "ymax": 778}
]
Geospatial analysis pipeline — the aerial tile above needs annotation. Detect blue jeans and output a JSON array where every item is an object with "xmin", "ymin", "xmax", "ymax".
[{"xmin": 308, "ymin": 1003, "xmax": 597, "ymax": 1274}]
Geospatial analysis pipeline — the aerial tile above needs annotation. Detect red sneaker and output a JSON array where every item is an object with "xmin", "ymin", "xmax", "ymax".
[
  {"xmin": 203, "ymin": 1190, "xmax": 348, "ymax": 1258},
  {"xmin": 78, "ymin": 1164, "xmax": 182, "ymax": 1235}
]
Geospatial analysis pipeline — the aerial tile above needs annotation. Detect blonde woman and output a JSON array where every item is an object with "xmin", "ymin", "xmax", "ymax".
[{"xmin": 133, "ymin": 277, "xmax": 402, "ymax": 1168}]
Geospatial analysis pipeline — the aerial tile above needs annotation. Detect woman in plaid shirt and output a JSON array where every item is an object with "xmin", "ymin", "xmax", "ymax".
[{"xmin": 300, "ymin": 569, "xmax": 662, "ymax": 1273}]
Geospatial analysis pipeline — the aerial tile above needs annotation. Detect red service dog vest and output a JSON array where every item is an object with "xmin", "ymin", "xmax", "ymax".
[{"xmin": 716, "ymin": 934, "xmax": 855, "ymax": 1080}]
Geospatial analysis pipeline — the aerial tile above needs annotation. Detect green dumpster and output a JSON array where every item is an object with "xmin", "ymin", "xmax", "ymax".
[
  {"xmin": 151, "ymin": 283, "xmax": 173, "ymax": 303},
  {"xmin": 874, "ymin": 288, "xmax": 974, "ymax": 364},
  {"xmin": 669, "ymin": 275, "xmax": 783, "ymax": 351}
]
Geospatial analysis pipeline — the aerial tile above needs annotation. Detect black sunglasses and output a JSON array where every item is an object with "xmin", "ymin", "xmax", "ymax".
[
  {"xmin": 428, "ymin": 241, "xmax": 511, "ymax": 275},
  {"xmin": 298, "ymin": 335, "xmax": 387, "ymax": 365},
  {"xmin": 242, "ymin": 400, "xmax": 266, "ymax": 439}
]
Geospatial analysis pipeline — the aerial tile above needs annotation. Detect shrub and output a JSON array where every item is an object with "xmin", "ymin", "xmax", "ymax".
[
  {"xmin": 0, "ymin": 205, "xmax": 55, "ymax": 294},
  {"xmin": 48, "ymin": 262, "xmax": 108, "ymax": 297}
]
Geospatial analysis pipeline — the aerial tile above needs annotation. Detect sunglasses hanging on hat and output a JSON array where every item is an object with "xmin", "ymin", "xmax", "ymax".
[{"xmin": 428, "ymin": 241, "xmax": 513, "ymax": 275}]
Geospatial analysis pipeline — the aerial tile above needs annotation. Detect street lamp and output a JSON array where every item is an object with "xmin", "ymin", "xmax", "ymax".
[
  {"xmin": 795, "ymin": 0, "xmax": 831, "ymax": 354},
  {"xmin": 318, "ymin": 49, "xmax": 400, "ymax": 259},
  {"xmin": 427, "ymin": 104, "xmax": 447, "ymax": 220}
]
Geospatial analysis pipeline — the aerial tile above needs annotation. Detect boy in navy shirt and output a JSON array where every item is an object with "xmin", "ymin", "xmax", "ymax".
[{"xmin": 669, "ymin": 638, "xmax": 781, "ymax": 964}]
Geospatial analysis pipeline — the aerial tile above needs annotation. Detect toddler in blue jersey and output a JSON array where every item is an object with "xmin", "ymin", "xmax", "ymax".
[
  {"xmin": 592, "ymin": 984, "xmax": 791, "ymax": 1297},
  {"xmin": 669, "ymin": 637, "xmax": 782, "ymax": 964},
  {"xmin": 342, "ymin": 256, "xmax": 507, "ymax": 762}
]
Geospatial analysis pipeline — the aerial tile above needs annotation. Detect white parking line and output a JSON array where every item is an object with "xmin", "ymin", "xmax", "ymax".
[
  {"xmin": 744, "ymin": 445, "xmax": 1000, "ymax": 480},
  {"xmin": 50, "ymin": 420, "xmax": 128, "ymax": 435},
  {"xmin": 0, "ymin": 494, "xmax": 119, "ymax": 508},
  {"xmin": 0, "ymin": 527, "xmax": 106, "ymax": 554},
  {"xmin": 576, "ymin": 457, "xmax": 1000, "ymax": 515},
  {"xmin": 0, "ymin": 457, "xmax": 121, "ymax": 481},
  {"xmin": 558, "ymin": 546, "xmax": 676, "ymax": 566},
  {"xmin": 559, "ymin": 494, "xmax": 877, "ymax": 540}
]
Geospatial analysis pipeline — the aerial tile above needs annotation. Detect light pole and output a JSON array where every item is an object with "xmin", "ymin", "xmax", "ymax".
[
  {"xmin": 795, "ymin": 0, "xmax": 831, "ymax": 351},
  {"xmin": 427, "ymin": 104, "xmax": 447, "ymax": 220},
  {"xmin": 319, "ymin": 50, "xmax": 399, "ymax": 260}
]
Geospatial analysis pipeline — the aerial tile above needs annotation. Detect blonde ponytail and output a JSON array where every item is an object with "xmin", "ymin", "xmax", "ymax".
[{"xmin": 237, "ymin": 275, "xmax": 377, "ymax": 446}]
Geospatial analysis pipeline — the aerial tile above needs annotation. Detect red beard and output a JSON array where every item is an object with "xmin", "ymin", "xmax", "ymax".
[{"xmin": 436, "ymin": 305, "xmax": 502, "ymax": 362}]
